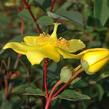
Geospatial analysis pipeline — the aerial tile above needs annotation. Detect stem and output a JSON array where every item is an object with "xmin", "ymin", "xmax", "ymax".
[
  {"xmin": 52, "ymin": 66, "xmax": 83, "ymax": 98},
  {"xmin": 22, "ymin": 0, "xmax": 42, "ymax": 33},
  {"xmin": 45, "ymin": 80, "xmax": 62, "ymax": 109},
  {"xmin": 50, "ymin": 0, "xmax": 56, "ymax": 12},
  {"xmin": 14, "ymin": 54, "xmax": 21, "ymax": 69},
  {"xmin": 43, "ymin": 58, "xmax": 49, "ymax": 99},
  {"xmin": 4, "ymin": 75, "xmax": 9, "ymax": 99}
]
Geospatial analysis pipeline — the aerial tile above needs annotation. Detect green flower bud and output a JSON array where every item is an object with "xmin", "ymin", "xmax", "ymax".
[{"xmin": 60, "ymin": 66, "xmax": 74, "ymax": 83}]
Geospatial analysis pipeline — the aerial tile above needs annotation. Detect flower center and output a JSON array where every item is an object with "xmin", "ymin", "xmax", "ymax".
[
  {"xmin": 57, "ymin": 38, "xmax": 70, "ymax": 50},
  {"xmin": 36, "ymin": 33, "xmax": 56, "ymax": 46}
]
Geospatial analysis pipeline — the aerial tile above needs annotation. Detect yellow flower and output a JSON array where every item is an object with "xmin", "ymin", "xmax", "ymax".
[
  {"xmin": 80, "ymin": 48, "xmax": 109, "ymax": 75},
  {"xmin": 3, "ymin": 23, "xmax": 85, "ymax": 65}
]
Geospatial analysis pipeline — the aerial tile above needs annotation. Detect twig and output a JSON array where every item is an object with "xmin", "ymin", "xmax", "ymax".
[
  {"xmin": 50, "ymin": 0, "xmax": 56, "ymax": 12},
  {"xmin": 43, "ymin": 58, "xmax": 49, "ymax": 99},
  {"xmin": 52, "ymin": 66, "xmax": 83, "ymax": 98},
  {"xmin": 14, "ymin": 54, "xmax": 21, "ymax": 69},
  {"xmin": 4, "ymin": 75, "xmax": 9, "ymax": 99},
  {"xmin": 22, "ymin": 0, "xmax": 42, "ymax": 33},
  {"xmin": 45, "ymin": 80, "xmax": 62, "ymax": 109}
]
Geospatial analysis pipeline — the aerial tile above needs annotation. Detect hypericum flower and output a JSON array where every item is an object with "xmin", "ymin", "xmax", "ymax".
[
  {"xmin": 80, "ymin": 48, "xmax": 109, "ymax": 75},
  {"xmin": 3, "ymin": 23, "xmax": 85, "ymax": 65}
]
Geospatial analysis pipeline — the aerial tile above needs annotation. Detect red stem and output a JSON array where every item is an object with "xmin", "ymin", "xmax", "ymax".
[
  {"xmin": 43, "ymin": 58, "xmax": 49, "ymax": 99},
  {"xmin": 4, "ymin": 75, "xmax": 9, "ymax": 99},
  {"xmin": 52, "ymin": 67, "xmax": 83, "ymax": 98},
  {"xmin": 45, "ymin": 80, "xmax": 62, "ymax": 109},
  {"xmin": 22, "ymin": 0, "xmax": 42, "ymax": 33},
  {"xmin": 50, "ymin": 0, "xmax": 56, "ymax": 12}
]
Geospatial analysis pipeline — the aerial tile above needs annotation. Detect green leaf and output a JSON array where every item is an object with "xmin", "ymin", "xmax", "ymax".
[
  {"xmin": 1, "ymin": 100, "xmax": 13, "ymax": 109},
  {"xmin": 12, "ymin": 84, "xmax": 27, "ymax": 94},
  {"xmin": 1, "ymin": 96, "xmax": 21, "ymax": 109},
  {"xmin": 97, "ymin": 63, "xmax": 109, "ymax": 81},
  {"xmin": 24, "ymin": 85, "xmax": 44, "ymax": 96},
  {"xmin": 47, "ymin": 11, "xmax": 67, "ymax": 20},
  {"xmin": 29, "ymin": 0, "xmax": 45, "ymax": 5},
  {"xmin": 57, "ymin": 10, "xmax": 83, "ymax": 26},
  {"xmin": 18, "ymin": 9, "xmax": 33, "ymax": 21},
  {"xmin": 94, "ymin": 0, "xmax": 109, "ymax": 25},
  {"xmin": 0, "ymin": 12, "xmax": 9, "ymax": 25},
  {"xmin": 96, "ymin": 84, "xmax": 104, "ymax": 101},
  {"xmin": 13, "ymin": 83, "xmax": 44, "ymax": 96},
  {"xmin": 56, "ymin": 2, "xmax": 83, "ymax": 27},
  {"xmin": 37, "ymin": 16, "xmax": 53, "ymax": 26},
  {"xmin": 57, "ymin": 89, "xmax": 90, "ymax": 101}
]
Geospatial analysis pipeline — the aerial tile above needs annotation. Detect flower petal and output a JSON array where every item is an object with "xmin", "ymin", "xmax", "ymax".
[
  {"xmin": 81, "ymin": 49, "xmax": 109, "ymax": 75},
  {"xmin": 24, "ymin": 36, "xmax": 37, "ymax": 46},
  {"xmin": 57, "ymin": 48, "xmax": 79, "ymax": 59},
  {"xmin": 26, "ymin": 51, "xmax": 45, "ymax": 65},
  {"xmin": 3, "ymin": 42, "xmax": 28, "ymax": 54},
  {"xmin": 67, "ymin": 39, "xmax": 85, "ymax": 52},
  {"xmin": 40, "ymin": 45, "xmax": 60, "ymax": 62},
  {"xmin": 77, "ymin": 48, "xmax": 109, "ymax": 57}
]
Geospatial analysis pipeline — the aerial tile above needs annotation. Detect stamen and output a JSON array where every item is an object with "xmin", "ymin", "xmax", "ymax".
[{"xmin": 57, "ymin": 38, "xmax": 70, "ymax": 49}]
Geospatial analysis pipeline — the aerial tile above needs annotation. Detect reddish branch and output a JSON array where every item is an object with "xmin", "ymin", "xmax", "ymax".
[
  {"xmin": 53, "ymin": 67, "xmax": 83, "ymax": 98},
  {"xmin": 45, "ymin": 80, "xmax": 62, "ymax": 109},
  {"xmin": 50, "ymin": 0, "xmax": 56, "ymax": 12},
  {"xmin": 4, "ymin": 75, "xmax": 9, "ymax": 99},
  {"xmin": 22, "ymin": 0, "xmax": 42, "ymax": 33},
  {"xmin": 45, "ymin": 66, "xmax": 83, "ymax": 109},
  {"xmin": 43, "ymin": 58, "xmax": 49, "ymax": 99},
  {"xmin": 20, "ymin": 17, "xmax": 24, "ymax": 35}
]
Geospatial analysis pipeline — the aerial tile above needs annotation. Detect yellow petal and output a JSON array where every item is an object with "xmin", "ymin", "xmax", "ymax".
[
  {"xmin": 40, "ymin": 45, "xmax": 60, "ymax": 62},
  {"xmin": 26, "ymin": 51, "xmax": 45, "ymax": 65},
  {"xmin": 3, "ymin": 42, "xmax": 28, "ymax": 54},
  {"xmin": 50, "ymin": 23, "xmax": 59, "ymax": 40},
  {"xmin": 77, "ymin": 48, "xmax": 109, "ymax": 57},
  {"xmin": 88, "ymin": 57, "xmax": 109, "ymax": 74},
  {"xmin": 24, "ymin": 36, "xmax": 37, "ymax": 46},
  {"xmin": 68, "ymin": 39, "xmax": 86, "ymax": 52},
  {"xmin": 81, "ymin": 49, "xmax": 109, "ymax": 74},
  {"xmin": 57, "ymin": 48, "xmax": 79, "ymax": 59}
]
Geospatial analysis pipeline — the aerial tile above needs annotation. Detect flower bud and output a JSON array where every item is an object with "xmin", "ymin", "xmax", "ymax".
[
  {"xmin": 81, "ymin": 48, "xmax": 109, "ymax": 75},
  {"xmin": 60, "ymin": 66, "xmax": 74, "ymax": 83}
]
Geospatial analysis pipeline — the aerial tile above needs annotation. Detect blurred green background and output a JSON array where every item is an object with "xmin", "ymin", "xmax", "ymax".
[{"xmin": 0, "ymin": 0, "xmax": 109, "ymax": 109}]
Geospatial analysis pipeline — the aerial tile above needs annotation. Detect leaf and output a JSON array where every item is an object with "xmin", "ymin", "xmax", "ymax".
[
  {"xmin": 94, "ymin": 0, "xmax": 109, "ymax": 25},
  {"xmin": 37, "ymin": 16, "xmax": 53, "ymax": 26},
  {"xmin": 47, "ymin": 11, "xmax": 67, "ymax": 20},
  {"xmin": 1, "ymin": 100, "xmax": 13, "ymax": 109},
  {"xmin": 24, "ymin": 85, "xmax": 44, "ymax": 96},
  {"xmin": 57, "ymin": 89, "xmax": 90, "ymax": 101},
  {"xmin": 97, "ymin": 63, "xmax": 109, "ymax": 81},
  {"xmin": 56, "ymin": 2, "xmax": 83, "ymax": 27},
  {"xmin": 74, "ymin": 79, "xmax": 88, "ymax": 88},
  {"xmin": 48, "ymin": 62, "xmax": 57, "ymax": 72},
  {"xmin": 18, "ymin": 9, "xmax": 33, "ymax": 21},
  {"xmin": 96, "ymin": 84, "xmax": 104, "ymax": 101},
  {"xmin": 1, "ymin": 96, "xmax": 21, "ymax": 109},
  {"xmin": 13, "ymin": 83, "xmax": 44, "ymax": 96},
  {"xmin": 12, "ymin": 84, "xmax": 28, "ymax": 94},
  {"xmin": 57, "ymin": 10, "xmax": 83, "ymax": 26},
  {"xmin": 0, "ymin": 12, "xmax": 9, "ymax": 25},
  {"xmin": 36, "ymin": 0, "xmax": 45, "ymax": 5}
]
